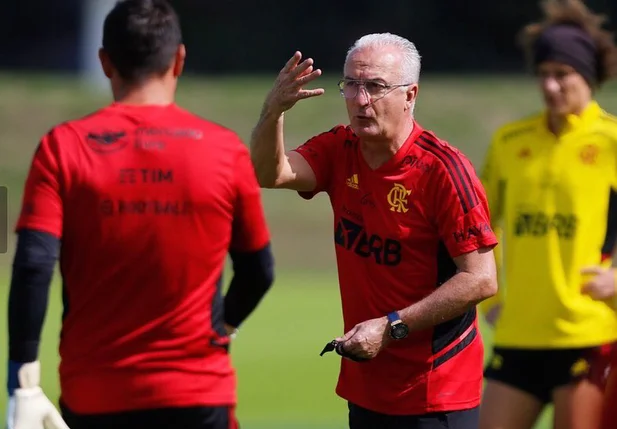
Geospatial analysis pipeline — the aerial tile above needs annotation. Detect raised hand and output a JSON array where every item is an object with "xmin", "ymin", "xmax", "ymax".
[{"xmin": 264, "ymin": 51, "xmax": 325, "ymax": 115}]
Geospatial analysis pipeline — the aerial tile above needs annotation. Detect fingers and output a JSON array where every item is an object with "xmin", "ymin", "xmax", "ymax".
[
  {"xmin": 298, "ymin": 88, "xmax": 326, "ymax": 100},
  {"xmin": 581, "ymin": 266, "xmax": 603, "ymax": 275},
  {"xmin": 581, "ymin": 281, "xmax": 610, "ymax": 301},
  {"xmin": 282, "ymin": 51, "xmax": 302, "ymax": 73},
  {"xmin": 335, "ymin": 324, "xmax": 360, "ymax": 343},
  {"xmin": 290, "ymin": 57, "xmax": 314, "ymax": 78},
  {"xmin": 295, "ymin": 68, "xmax": 323, "ymax": 87},
  {"xmin": 269, "ymin": 52, "xmax": 324, "ymax": 113}
]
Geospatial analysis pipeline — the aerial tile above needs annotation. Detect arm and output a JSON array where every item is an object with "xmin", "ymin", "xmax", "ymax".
[
  {"xmin": 8, "ymin": 230, "xmax": 59, "ymax": 369},
  {"xmin": 249, "ymin": 51, "xmax": 324, "ymax": 190},
  {"xmin": 336, "ymin": 246, "xmax": 497, "ymax": 360},
  {"xmin": 398, "ymin": 247, "xmax": 497, "ymax": 331},
  {"xmin": 580, "ymin": 188, "xmax": 617, "ymax": 303},
  {"xmin": 224, "ymin": 244, "xmax": 274, "ymax": 329},
  {"xmin": 9, "ymin": 133, "xmax": 64, "ymax": 367},
  {"xmin": 6, "ymin": 132, "xmax": 68, "ymax": 429},
  {"xmin": 223, "ymin": 145, "xmax": 275, "ymax": 332}
]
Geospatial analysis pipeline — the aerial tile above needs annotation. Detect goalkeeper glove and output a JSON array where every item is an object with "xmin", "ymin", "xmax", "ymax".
[{"xmin": 5, "ymin": 360, "xmax": 70, "ymax": 429}]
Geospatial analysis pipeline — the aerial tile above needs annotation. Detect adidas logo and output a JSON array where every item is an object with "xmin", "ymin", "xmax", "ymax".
[{"xmin": 346, "ymin": 174, "xmax": 359, "ymax": 189}]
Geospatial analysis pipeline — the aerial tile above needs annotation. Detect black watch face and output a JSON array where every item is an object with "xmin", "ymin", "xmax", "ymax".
[{"xmin": 391, "ymin": 323, "xmax": 409, "ymax": 339}]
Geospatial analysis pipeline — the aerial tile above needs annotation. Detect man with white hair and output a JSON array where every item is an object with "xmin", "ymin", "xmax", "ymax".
[{"xmin": 250, "ymin": 33, "xmax": 498, "ymax": 428}]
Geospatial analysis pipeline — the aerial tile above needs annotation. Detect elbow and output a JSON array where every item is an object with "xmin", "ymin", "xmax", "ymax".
[
  {"xmin": 250, "ymin": 156, "xmax": 278, "ymax": 189},
  {"xmin": 257, "ymin": 174, "xmax": 277, "ymax": 189},
  {"xmin": 476, "ymin": 273, "xmax": 498, "ymax": 302},
  {"xmin": 255, "ymin": 255, "xmax": 275, "ymax": 293},
  {"xmin": 255, "ymin": 169, "xmax": 287, "ymax": 190}
]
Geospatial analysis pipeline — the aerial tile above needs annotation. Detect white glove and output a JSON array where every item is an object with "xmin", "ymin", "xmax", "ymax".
[{"xmin": 5, "ymin": 361, "xmax": 70, "ymax": 429}]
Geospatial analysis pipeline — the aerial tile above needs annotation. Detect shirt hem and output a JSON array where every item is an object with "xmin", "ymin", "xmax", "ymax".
[{"xmin": 336, "ymin": 391, "xmax": 480, "ymax": 415}]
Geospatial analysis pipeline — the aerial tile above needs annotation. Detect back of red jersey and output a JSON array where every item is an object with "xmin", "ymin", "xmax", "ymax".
[{"xmin": 16, "ymin": 103, "xmax": 270, "ymax": 413}]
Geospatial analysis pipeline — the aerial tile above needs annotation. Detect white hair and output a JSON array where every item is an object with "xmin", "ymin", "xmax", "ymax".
[{"xmin": 344, "ymin": 33, "xmax": 422, "ymax": 84}]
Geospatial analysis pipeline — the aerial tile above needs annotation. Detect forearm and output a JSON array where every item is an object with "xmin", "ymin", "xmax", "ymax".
[
  {"xmin": 479, "ymin": 225, "xmax": 503, "ymax": 314},
  {"xmin": 8, "ymin": 230, "xmax": 59, "ymax": 363},
  {"xmin": 250, "ymin": 105, "xmax": 287, "ymax": 188},
  {"xmin": 224, "ymin": 244, "xmax": 275, "ymax": 327},
  {"xmin": 398, "ymin": 272, "xmax": 495, "ymax": 332}
]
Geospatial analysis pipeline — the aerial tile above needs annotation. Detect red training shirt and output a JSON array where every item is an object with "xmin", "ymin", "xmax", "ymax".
[
  {"xmin": 16, "ymin": 103, "xmax": 270, "ymax": 414},
  {"xmin": 293, "ymin": 122, "xmax": 497, "ymax": 415}
]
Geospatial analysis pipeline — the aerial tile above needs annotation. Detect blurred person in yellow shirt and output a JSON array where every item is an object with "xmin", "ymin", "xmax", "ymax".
[{"xmin": 478, "ymin": 1, "xmax": 617, "ymax": 429}]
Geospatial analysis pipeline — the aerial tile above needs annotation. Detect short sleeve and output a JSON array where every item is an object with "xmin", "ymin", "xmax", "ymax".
[
  {"xmin": 428, "ymin": 147, "xmax": 498, "ymax": 258},
  {"xmin": 230, "ymin": 145, "xmax": 271, "ymax": 252},
  {"xmin": 292, "ymin": 125, "xmax": 345, "ymax": 199},
  {"xmin": 16, "ymin": 129, "xmax": 64, "ymax": 238}
]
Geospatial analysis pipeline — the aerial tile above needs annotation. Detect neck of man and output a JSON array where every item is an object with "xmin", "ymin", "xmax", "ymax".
[
  {"xmin": 112, "ymin": 77, "xmax": 177, "ymax": 106},
  {"xmin": 360, "ymin": 119, "xmax": 414, "ymax": 170},
  {"xmin": 548, "ymin": 98, "xmax": 592, "ymax": 135}
]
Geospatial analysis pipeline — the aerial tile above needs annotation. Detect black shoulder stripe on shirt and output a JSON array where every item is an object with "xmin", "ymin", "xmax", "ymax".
[{"xmin": 416, "ymin": 133, "xmax": 479, "ymax": 214}]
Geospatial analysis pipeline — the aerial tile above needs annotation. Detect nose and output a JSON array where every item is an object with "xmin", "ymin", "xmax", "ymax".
[
  {"xmin": 542, "ymin": 76, "xmax": 561, "ymax": 94},
  {"xmin": 353, "ymin": 85, "xmax": 371, "ymax": 106}
]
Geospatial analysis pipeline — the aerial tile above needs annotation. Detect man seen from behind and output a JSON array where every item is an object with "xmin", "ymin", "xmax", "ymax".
[{"xmin": 4, "ymin": 1, "xmax": 274, "ymax": 428}]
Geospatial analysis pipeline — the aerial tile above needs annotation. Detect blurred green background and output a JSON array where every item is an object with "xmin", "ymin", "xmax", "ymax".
[{"xmin": 1, "ymin": 73, "xmax": 617, "ymax": 428}]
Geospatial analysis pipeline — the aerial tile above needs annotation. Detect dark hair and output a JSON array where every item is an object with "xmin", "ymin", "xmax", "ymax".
[
  {"xmin": 518, "ymin": 0, "xmax": 617, "ymax": 86},
  {"xmin": 102, "ymin": 0, "xmax": 182, "ymax": 83}
]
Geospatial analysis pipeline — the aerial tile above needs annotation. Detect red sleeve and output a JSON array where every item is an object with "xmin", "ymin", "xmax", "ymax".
[
  {"xmin": 16, "ymin": 128, "xmax": 65, "ymax": 238},
  {"xmin": 230, "ymin": 144, "xmax": 271, "ymax": 252},
  {"xmin": 426, "ymin": 144, "xmax": 498, "ymax": 258},
  {"xmin": 292, "ymin": 125, "xmax": 345, "ymax": 199}
]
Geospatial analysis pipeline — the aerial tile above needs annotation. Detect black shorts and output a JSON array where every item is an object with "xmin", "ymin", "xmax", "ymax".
[
  {"xmin": 348, "ymin": 403, "xmax": 479, "ymax": 429},
  {"xmin": 60, "ymin": 402, "xmax": 239, "ymax": 429},
  {"xmin": 484, "ymin": 344, "xmax": 614, "ymax": 404}
]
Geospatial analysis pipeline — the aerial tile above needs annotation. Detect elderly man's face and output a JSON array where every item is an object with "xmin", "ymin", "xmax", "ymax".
[{"xmin": 343, "ymin": 46, "xmax": 417, "ymax": 141}]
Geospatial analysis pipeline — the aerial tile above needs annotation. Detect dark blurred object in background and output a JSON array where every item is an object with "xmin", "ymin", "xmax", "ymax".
[{"xmin": 1, "ymin": 0, "xmax": 615, "ymax": 75}]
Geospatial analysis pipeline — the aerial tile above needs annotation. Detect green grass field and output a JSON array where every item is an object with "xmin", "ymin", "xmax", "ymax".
[{"xmin": 1, "ymin": 72, "xmax": 617, "ymax": 428}]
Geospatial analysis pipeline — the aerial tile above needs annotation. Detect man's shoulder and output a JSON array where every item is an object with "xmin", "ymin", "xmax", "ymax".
[
  {"xmin": 412, "ymin": 129, "xmax": 474, "ymax": 171},
  {"xmin": 44, "ymin": 105, "xmax": 124, "ymax": 147},
  {"xmin": 172, "ymin": 106, "xmax": 241, "ymax": 136},
  {"xmin": 171, "ymin": 107, "xmax": 247, "ymax": 154},
  {"xmin": 491, "ymin": 113, "xmax": 542, "ymax": 146},
  {"xmin": 301, "ymin": 124, "xmax": 357, "ymax": 147}
]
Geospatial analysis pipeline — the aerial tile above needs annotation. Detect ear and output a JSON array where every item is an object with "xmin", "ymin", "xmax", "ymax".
[
  {"xmin": 99, "ymin": 48, "xmax": 114, "ymax": 79},
  {"xmin": 173, "ymin": 44, "xmax": 186, "ymax": 78},
  {"xmin": 407, "ymin": 84, "xmax": 418, "ymax": 103},
  {"xmin": 406, "ymin": 84, "xmax": 418, "ymax": 111}
]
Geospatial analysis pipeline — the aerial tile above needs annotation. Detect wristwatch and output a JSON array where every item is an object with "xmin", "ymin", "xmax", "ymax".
[{"xmin": 387, "ymin": 311, "xmax": 409, "ymax": 340}]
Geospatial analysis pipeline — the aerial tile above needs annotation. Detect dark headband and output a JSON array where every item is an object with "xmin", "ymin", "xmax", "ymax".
[{"xmin": 533, "ymin": 23, "xmax": 599, "ymax": 85}]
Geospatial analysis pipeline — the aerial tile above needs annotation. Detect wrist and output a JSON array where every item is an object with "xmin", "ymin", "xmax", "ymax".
[
  {"xmin": 7, "ymin": 360, "xmax": 41, "ymax": 395},
  {"xmin": 386, "ymin": 311, "xmax": 409, "ymax": 340},
  {"xmin": 261, "ymin": 103, "xmax": 284, "ymax": 122},
  {"xmin": 224, "ymin": 323, "xmax": 239, "ymax": 339},
  {"xmin": 7, "ymin": 360, "xmax": 24, "ymax": 395}
]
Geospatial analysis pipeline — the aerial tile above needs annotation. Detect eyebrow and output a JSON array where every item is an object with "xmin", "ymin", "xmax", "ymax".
[{"xmin": 343, "ymin": 76, "xmax": 387, "ymax": 83}]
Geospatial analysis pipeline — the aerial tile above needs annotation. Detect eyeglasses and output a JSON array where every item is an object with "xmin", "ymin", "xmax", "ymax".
[{"xmin": 338, "ymin": 79, "xmax": 412, "ymax": 100}]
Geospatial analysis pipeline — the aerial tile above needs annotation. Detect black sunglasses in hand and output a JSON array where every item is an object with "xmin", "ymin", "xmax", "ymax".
[{"xmin": 319, "ymin": 339, "xmax": 370, "ymax": 362}]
